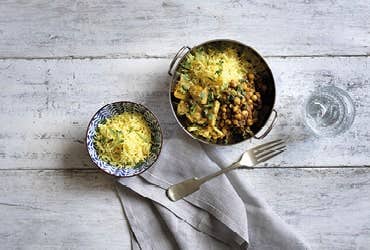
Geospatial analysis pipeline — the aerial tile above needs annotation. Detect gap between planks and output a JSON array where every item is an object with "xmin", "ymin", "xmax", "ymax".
[
  {"xmin": 0, "ymin": 54, "xmax": 369, "ymax": 61},
  {"xmin": 1, "ymin": 165, "xmax": 369, "ymax": 172}
]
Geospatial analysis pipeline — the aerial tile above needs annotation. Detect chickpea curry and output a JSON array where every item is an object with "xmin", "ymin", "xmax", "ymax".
[{"xmin": 173, "ymin": 45, "xmax": 264, "ymax": 144}]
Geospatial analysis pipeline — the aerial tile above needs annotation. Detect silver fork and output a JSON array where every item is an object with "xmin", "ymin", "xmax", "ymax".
[{"xmin": 166, "ymin": 139, "xmax": 285, "ymax": 201}]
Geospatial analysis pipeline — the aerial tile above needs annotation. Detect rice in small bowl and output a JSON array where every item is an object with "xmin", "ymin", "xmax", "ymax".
[{"xmin": 86, "ymin": 101, "xmax": 162, "ymax": 177}]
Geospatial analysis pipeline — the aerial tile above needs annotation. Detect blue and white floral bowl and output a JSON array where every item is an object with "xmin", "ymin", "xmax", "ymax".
[{"xmin": 86, "ymin": 101, "xmax": 163, "ymax": 177}]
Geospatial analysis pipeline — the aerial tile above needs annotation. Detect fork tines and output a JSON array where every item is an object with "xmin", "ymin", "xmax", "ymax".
[{"xmin": 253, "ymin": 139, "xmax": 286, "ymax": 163}]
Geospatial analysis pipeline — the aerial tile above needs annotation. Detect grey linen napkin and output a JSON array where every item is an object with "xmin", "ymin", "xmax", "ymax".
[{"xmin": 116, "ymin": 127, "xmax": 309, "ymax": 250}]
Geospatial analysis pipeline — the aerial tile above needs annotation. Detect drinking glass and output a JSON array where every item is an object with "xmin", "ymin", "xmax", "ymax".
[{"xmin": 304, "ymin": 86, "xmax": 355, "ymax": 137}]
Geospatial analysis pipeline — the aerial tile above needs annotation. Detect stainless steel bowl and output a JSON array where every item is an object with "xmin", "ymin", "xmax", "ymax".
[{"xmin": 168, "ymin": 39, "xmax": 277, "ymax": 145}]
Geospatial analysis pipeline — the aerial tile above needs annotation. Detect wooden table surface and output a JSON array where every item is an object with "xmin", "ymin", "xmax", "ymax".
[{"xmin": 1, "ymin": 1, "xmax": 369, "ymax": 249}]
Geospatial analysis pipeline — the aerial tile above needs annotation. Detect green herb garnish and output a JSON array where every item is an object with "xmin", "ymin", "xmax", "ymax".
[
  {"xmin": 190, "ymin": 103, "xmax": 196, "ymax": 114},
  {"xmin": 236, "ymin": 85, "xmax": 246, "ymax": 96},
  {"xmin": 208, "ymin": 91, "xmax": 214, "ymax": 101},
  {"xmin": 181, "ymin": 85, "xmax": 189, "ymax": 92},
  {"xmin": 221, "ymin": 82, "xmax": 229, "ymax": 90}
]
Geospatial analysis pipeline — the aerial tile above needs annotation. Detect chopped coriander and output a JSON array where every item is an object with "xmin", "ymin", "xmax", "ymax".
[
  {"xmin": 181, "ymin": 60, "xmax": 191, "ymax": 70},
  {"xmin": 236, "ymin": 85, "xmax": 246, "ymax": 96},
  {"xmin": 181, "ymin": 85, "xmax": 189, "ymax": 92},
  {"xmin": 134, "ymin": 131, "xmax": 149, "ymax": 143},
  {"xmin": 183, "ymin": 73, "xmax": 190, "ymax": 81},
  {"xmin": 189, "ymin": 103, "xmax": 196, "ymax": 114},
  {"xmin": 208, "ymin": 91, "xmax": 214, "ymax": 101},
  {"xmin": 221, "ymin": 82, "xmax": 229, "ymax": 90}
]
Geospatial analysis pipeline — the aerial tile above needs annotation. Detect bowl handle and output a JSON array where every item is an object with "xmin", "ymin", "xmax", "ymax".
[
  {"xmin": 253, "ymin": 109, "xmax": 277, "ymax": 139},
  {"xmin": 168, "ymin": 46, "xmax": 191, "ymax": 76}
]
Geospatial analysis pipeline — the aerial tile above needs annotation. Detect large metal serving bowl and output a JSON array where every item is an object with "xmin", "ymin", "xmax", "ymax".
[{"xmin": 168, "ymin": 39, "xmax": 277, "ymax": 146}]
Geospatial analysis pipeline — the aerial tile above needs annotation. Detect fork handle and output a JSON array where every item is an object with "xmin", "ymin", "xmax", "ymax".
[
  {"xmin": 167, "ymin": 162, "xmax": 244, "ymax": 201},
  {"xmin": 197, "ymin": 162, "xmax": 241, "ymax": 184}
]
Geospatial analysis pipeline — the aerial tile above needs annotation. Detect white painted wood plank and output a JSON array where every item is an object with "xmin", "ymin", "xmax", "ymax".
[
  {"xmin": 243, "ymin": 168, "xmax": 370, "ymax": 250},
  {"xmin": 0, "ymin": 170, "xmax": 130, "ymax": 250},
  {"xmin": 0, "ymin": 57, "xmax": 368, "ymax": 169},
  {"xmin": 0, "ymin": 0, "xmax": 369, "ymax": 58},
  {"xmin": 0, "ymin": 168, "xmax": 369, "ymax": 250}
]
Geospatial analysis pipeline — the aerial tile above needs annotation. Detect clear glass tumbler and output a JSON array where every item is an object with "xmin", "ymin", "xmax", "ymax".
[{"xmin": 304, "ymin": 86, "xmax": 355, "ymax": 137}]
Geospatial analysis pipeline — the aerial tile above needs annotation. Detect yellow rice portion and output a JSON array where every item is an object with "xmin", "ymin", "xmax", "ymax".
[
  {"xmin": 94, "ymin": 112, "xmax": 152, "ymax": 167},
  {"xmin": 178, "ymin": 46, "xmax": 252, "ymax": 90}
]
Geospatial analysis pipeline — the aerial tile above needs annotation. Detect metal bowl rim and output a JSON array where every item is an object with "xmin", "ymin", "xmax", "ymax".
[{"xmin": 168, "ymin": 39, "xmax": 276, "ymax": 146}]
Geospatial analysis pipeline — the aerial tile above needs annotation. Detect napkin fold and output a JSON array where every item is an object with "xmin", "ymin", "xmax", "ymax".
[{"xmin": 117, "ymin": 127, "xmax": 309, "ymax": 250}]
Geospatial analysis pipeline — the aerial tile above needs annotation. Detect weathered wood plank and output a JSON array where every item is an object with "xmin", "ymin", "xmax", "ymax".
[
  {"xmin": 0, "ymin": 170, "xmax": 130, "ymax": 250},
  {"xmin": 0, "ymin": 57, "xmax": 368, "ymax": 169},
  {"xmin": 0, "ymin": 0, "xmax": 369, "ymax": 58},
  {"xmin": 243, "ymin": 168, "xmax": 370, "ymax": 250},
  {"xmin": 0, "ymin": 168, "xmax": 369, "ymax": 250}
]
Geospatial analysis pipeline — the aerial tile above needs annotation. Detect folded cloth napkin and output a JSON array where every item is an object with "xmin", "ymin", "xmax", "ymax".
[{"xmin": 117, "ymin": 127, "xmax": 309, "ymax": 250}]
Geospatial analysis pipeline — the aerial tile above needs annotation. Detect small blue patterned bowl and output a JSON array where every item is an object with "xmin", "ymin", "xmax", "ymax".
[{"xmin": 86, "ymin": 101, "xmax": 163, "ymax": 177}]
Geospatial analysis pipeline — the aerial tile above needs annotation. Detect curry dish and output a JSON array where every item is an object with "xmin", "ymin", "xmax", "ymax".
[{"xmin": 173, "ymin": 44, "xmax": 264, "ymax": 144}]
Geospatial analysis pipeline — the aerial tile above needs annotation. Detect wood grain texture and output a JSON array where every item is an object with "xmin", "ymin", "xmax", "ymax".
[
  {"xmin": 0, "ymin": 168, "xmax": 369, "ymax": 250},
  {"xmin": 1, "ymin": 1, "xmax": 369, "ymax": 249},
  {"xmin": 0, "ymin": 57, "xmax": 368, "ymax": 169},
  {"xmin": 0, "ymin": 0, "xmax": 369, "ymax": 58},
  {"xmin": 243, "ymin": 168, "xmax": 370, "ymax": 250},
  {"xmin": 0, "ymin": 170, "xmax": 130, "ymax": 250}
]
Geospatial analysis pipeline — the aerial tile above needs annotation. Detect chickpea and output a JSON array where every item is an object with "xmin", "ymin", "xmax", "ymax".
[
  {"xmin": 241, "ymin": 110, "xmax": 248, "ymax": 116},
  {"xmin": 251, "ymin": 95, "xmax": 258, "ymax": 101},
  {"xmin": 256, "ymin": 92, "xmax": 261, "ymax": 98},
  {"xmin": 222, "ymin": 106, "xmax": 227, "ymax": 113},
  {"xmin": 220, "ymin": 121, "xmax": 225, "ymax": 127},
  {"xmin": 222, "ymin": 113, "xmax": 228, "ymax": 119},
  {"xmin": 247, "ymin": 91, "xmax": 254, "ymax": 97},
  {"xmin": 229, "ymin": 104, "xmax": 233, "ymax": 108},
  {"xmin": 232, "ymin": 105, "xmax": 239, "ymax": 113},
  {"xmin": 233, "ymin": 119, "xmax": 239, "ymax": 126},
  {"xmin": 248, "ymin": 99, "xmax": 254, "ymax": 105},
  {"xmin": 230, "ymin": 80, "xmax": 238, "ymax": 88},
  {"xmin": 222, "ymin": 128, "xmax": 228, "ymax": 134},
  {"xmin": 248, "ymin": 73, "xmax": 255, "ymax": 81},
  {"xmin": 234, "ymin": 97, "xmax": 241, "ymax": 105},
  {"xmin": 247, "ymin": 119, "xmax": 254, "ymax": 126},
  {"xmin": 225, "ymin": 119, "xmax": 232, "ymax": 125},
  {"xmin": 235, "ymin": 113, "xmax": 242, "ymax": 120},
  {"xmin": 241, "ymin": 97, "xmax": 246, "ymax": 103}
]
